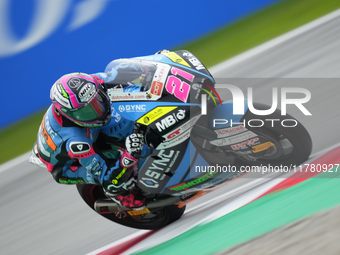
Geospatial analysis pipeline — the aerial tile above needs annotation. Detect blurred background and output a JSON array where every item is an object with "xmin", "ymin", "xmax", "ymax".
[
  {"xmin": 0, "ymin": 0, "xmax": 280, "ymax": 128},
  {"xmin": 1, "ymin": 0, "xmax": 340, "ymax": 254},
  {"xmin": 2, "ymin": 0, "xmax": 339, "ymax": 164}
]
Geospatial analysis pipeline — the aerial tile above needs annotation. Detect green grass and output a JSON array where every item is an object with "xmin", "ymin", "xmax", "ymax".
[
  {"xmin": 0, "ymin": 109, "xmax": 47, "ymax": 164},
  {"xmin": 1, "ymin": 0, "xmax": 340, "ymax": 165},
  {"xmin": 178, "ymin": 0, "xmax": 340, "ymax": 67}
]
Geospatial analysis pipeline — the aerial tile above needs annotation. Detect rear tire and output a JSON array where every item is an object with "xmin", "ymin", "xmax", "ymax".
[{"xmin": 76, "ymin": 184, "xmax": 185, "ymax": 230}]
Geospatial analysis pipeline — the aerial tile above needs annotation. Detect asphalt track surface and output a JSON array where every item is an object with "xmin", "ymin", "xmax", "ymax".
[{"xmin": 1, "ymin": 15, "xmax": 340, "ymax": 255}]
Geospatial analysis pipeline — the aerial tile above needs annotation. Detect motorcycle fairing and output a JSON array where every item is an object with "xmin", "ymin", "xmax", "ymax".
[
  {"xmin": 137, "ymin": 104, "xmax": 202, "ymax": 151},
  {"xmin": 105, "ymin": 61, "xmax": 169, "ymax": 102},
  {"xmin": 155, "ymin": 114, "xmax": 202, "ymax": 150},
  {"xmin": 111, "ymin": 101, "xmax": 194, "ymax": 122},
  {"xmin": 138, "ymin": 139, "xmax": 227, "ymax": 195},
  {"xmin": 105, "ymin": 58, "xmax": 212, "ymax": 106},
  {"xmin": 163, "ymin": 50, "xmax": 214, "ymax": 80},
  {"xmin": 133, "ymin": 50, "xmax": 214, "ymax": 83},
  {"xmin": 102, "ymin": 50, "xmax": 240, "ymax": 195},
  {"xmin": 137, "ymin": 140, "xmax": 190, "ymax": 193},
  {"xmin": 144, "ymin": 105, "xmax": 200, "ymax": 135},
  {"xmin": 101, "ymin": 102, "xmax": 199, "ymax": 141}
]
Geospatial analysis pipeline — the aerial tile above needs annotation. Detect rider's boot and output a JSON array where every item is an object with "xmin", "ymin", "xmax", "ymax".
[{"xmin": 106, "ymin": 189, "xmax": 146, "ymax": 208}]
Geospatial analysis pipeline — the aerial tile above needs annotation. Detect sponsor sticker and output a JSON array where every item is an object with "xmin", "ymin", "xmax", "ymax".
[
  {"xmin": 139, "ymin": 177, "xmax": 159, "ymax": 188},
  {"xmin": 168, "ymin": 172, "xmax": 218, "ymax": 191},
  {"xmin": 136, "ymin": 106, "xmax": 177, "ymax": 125},
  {"xmin": 118, "ymin": 104, "xmax": 146, "ymax": 112},
  {"xmin": 210, "ymin": 131, "xmax": 258, "ymax": 146},
  {"xmin": 156, "ymin": 115, "xmax": 201, "ymax": 150},
  {"xmin": 155, "ymin": 109, "xmax": 186, "ymax": 132},
  {"xmin": 149, "ymin": 63, "xmax": 170, "ymax": 98},
  {"xmin": 231, "ymin": 138, "xmax": 260, "ymax": 150},
  {"xmin": 161, "ymin": 52, "xmax": 191, "ymax": 67},
  {"xmin": 140, "ymin": 150, "xmax": 180, "ymax": 189},
  {"xmin": 78, "ymin": 83, "xmax": 96, "ymax": 102},
  {"xmin": 107, "ymin": 91, "xmax": 147, "ymax": 101},
  {"xmin": 127, "ymin": 208, "xmax": 150, "ymax": 216},
  {"xmin": 214, "ymin": 126, "xmax": 246, "ymax": 138},
  {"xmin": 252, "ymin": 142, "xmax": 274, "ymax": 153},
  {"xmin": 37, "ymin": 131, "xmax": 51, "ymax": 157},
  {"xmin": 192, "ymin": 83, "xmax": 202, "ymax": 100},
  {"xmin": 156, "ymin": 129, "xmax": 190, "ymax": 150},
  {"xmin": 41, "ymin": 114, "xmax": 57, "ymax": 151},
  {"xmin": 151, "ymin": 81, "xmax": 163, "ymax": 96}
]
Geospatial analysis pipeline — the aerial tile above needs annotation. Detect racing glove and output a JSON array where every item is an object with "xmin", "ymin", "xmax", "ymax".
[
  {"xmin": 121, "ymin": 133, "xmax": 144, "ymax": 167},
  {"xmin": 103, "ymin": 132, "xmax": 146, "ymax": 208},
  {"xmin": 101, "ymin": 161, "xmax": 134, "ymax": 194},
  {"xmin": 102, "ymin": 132, "xmax": 144, "ymax": 192}
]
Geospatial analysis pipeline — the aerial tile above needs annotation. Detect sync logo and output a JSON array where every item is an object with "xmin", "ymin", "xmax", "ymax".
[{"xmin": 118, "ymin": 105, "xmax": 146, "ymax": 112}]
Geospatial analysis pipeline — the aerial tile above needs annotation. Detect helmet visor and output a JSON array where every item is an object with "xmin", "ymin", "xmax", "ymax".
[{"xmin": 61, "ymin": 90, "xmax": 111, "ymax": 124}]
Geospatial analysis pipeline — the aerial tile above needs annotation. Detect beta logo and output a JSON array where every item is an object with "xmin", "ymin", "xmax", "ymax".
[{"xmin": 155, "ymin": 109, "xmax": 186, "ymax": 132}]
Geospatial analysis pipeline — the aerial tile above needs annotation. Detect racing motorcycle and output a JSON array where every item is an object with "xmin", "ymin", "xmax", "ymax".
[{"xmin": 77, "ymin": 50, "xmax": 312, "ymax": 229}]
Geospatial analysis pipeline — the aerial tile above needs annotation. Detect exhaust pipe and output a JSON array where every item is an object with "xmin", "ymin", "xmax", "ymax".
[{"xmin": 94, "ymin": 196, "xmax": 182, "ymax": 214}]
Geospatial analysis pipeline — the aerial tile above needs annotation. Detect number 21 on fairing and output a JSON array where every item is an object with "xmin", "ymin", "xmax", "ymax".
[{"xmin": 165, "ymin": 67, "xmax": 194, "ymax": 102}]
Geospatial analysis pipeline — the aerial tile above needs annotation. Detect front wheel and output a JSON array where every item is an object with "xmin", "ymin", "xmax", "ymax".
[
  {"xmin": 240, "ymin": 103, "xmax": 312, "ymax": 166},
  {"xmin": 76, "ymin": 184, "xmax": 186, "ymax": 230}
]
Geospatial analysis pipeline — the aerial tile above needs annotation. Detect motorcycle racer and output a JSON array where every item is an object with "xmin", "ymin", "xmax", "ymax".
[{"xmin": 29, "ymin": 67, "xmax": 146, "ymax": 208}]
